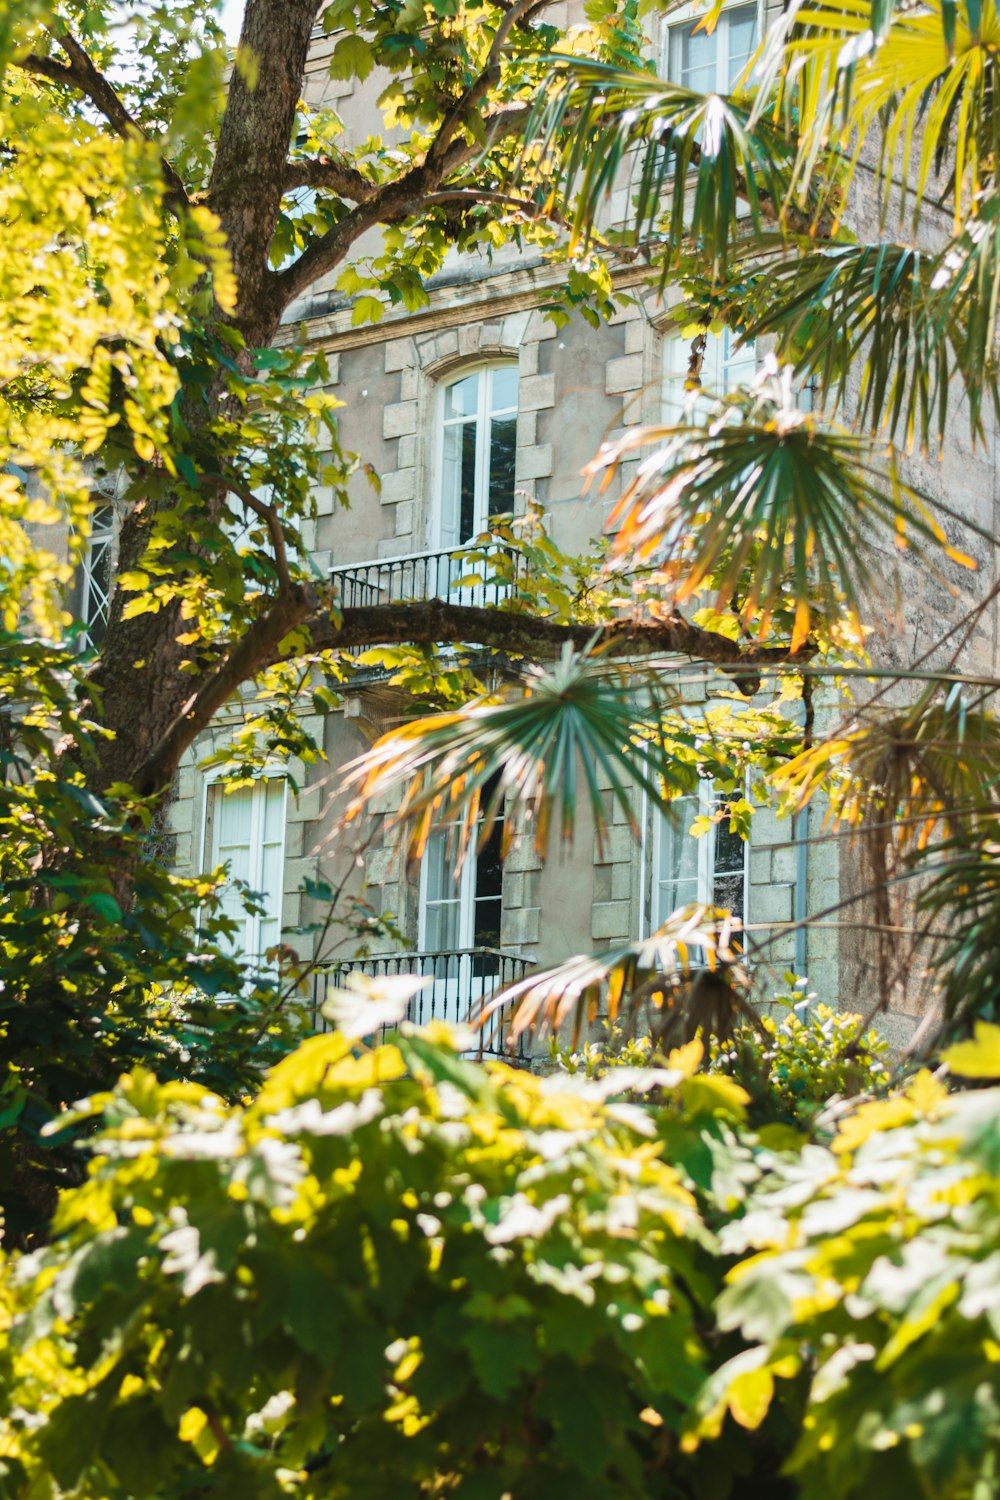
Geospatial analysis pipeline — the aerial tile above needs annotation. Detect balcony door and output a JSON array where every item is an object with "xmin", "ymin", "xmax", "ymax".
[
  {"xmin": 436, "ymin": 364, "xmax": 518, "ymax": 607},
  {"xmin": 418, "ymin": 790, "xmax": 503, "ymax": 1031}
]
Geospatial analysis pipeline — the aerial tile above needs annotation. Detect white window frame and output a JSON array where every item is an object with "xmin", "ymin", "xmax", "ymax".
[
  {"xmin": 432, "ymin": 362, "xmax": 519, "ymax": 550},
  {"xmin": 417, "ymin": 804, "xmax": 504, "ymax": 955},
  {"xmin": 662, "ymin": 323, "xmax": 758, "ymax": 422},
  {"xmin": 200, "ymin": 770, "xmax": 288, "ymax": 972},
  {"xmin": 80, "ymin": 503, "xmax": 115, "ymax": 649},
  {"xmin": 661, "ymin": 0, "xmax": 762, "ymax": 93},
  {"xmin": 643, "ymin": 779, "xmax": 750, "ymax": 938},
  {"xmin": 419, "ymin": 840, "xmax": 477, "ymax": 954}
]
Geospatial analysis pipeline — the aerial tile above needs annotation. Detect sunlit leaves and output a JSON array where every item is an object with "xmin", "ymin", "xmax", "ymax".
[
  {"xmin": 700, "ymin": 1069, "xmax": 1000, "ymax": 1497},
  {"xmin": 756, "ymin": 0, "xmax": 1000, "ymax": 230},
  {"xmin": 0, "ymin": 1028, "xmax": 719, "ymax": 1497},
  {"xmin": 776, "ymin": 689, "xmax": 1000, "ymax": 846}
]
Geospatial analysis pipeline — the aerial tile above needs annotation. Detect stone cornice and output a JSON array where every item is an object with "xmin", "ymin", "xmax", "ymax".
[{"xmin": 281, "ymin": 259, "xmax": 657, "ymax": 353}]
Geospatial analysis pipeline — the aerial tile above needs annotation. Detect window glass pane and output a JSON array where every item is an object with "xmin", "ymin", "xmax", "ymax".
[
  {"xmin": 487, "ymin": 413, "xmax": 516, "ymax": 514},
  {"xmin": 655, "ymin": 795, "xmax": 701, "ymax": 923},
  {"xmin": 211, "ymin": 786, "xmax": 253, "ymax": 958},
  {"xmin": 726, "ymin": 5, "xmax": 757, "ymax": 85},
  {"xmin": 473, "ymin": 898, "xmax": 502, "ymax": 953},
  {"xmin": 474, "ymin": 810, "xmax": 503, "ymax": 951},
  {"xmin": 262, "ymin": 778, "xmax": 285, "ymax": 843},
  {"xmin": 444, "ymin": 372, "xmax": 479, "ymax": 420},
  {"xmin": 721, "ymin": 328, "xmax": 756, "ymax": 393},
  {"xmin": 441, "ymin": 420, "xmax": 478, "ymax": 543},
  {"xmin": 675, "ymin": 21, "xmax": 716, "ymax": 92},
  {"xmin": 424, "ymin": 829, "xmax": 454, "ymax": 905},
  {"xmin": 83, "ymin": 504, "xmax": 115, "ymax": 644},
  {"xmin": 425, "ymin": 899, "xmax": 461, "ymax": 952},
  {"xmin": 712, "ymin": 807, "xmax": 745, "ymax": 919},
  {"xmin": 713, "ymin": 872, "xmax": 744, "ymax": 920},
  {"xmin": 209, "ymin": 780, "xmax": 286, "ymax": 968},
  {"xmin": 490, "ymin": 365, "xmax": 519, "ymax": 414}
]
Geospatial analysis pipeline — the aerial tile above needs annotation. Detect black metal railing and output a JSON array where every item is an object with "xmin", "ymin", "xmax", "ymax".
[
  {"xmin": 311, "ymin": 947, "xmax": 532, "ymax": 1060},
  {"xmin": 330, "ymin": 546, "xmax": 521, "ymax": 610}
]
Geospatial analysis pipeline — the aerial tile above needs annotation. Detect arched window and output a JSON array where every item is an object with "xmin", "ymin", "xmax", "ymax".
[{"xmin": 436, "ymin": 364, "xmax": 518, "ymax": 547}]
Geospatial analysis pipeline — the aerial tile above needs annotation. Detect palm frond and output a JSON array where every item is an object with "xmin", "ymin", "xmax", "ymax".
[
  {"xmin": 930, "ymin": 187, "xmax": 1000, "ymax": 435},
  {"xmin": 754, "ymin": 0, "xmax": 1000, "ymax": 229},
  {"xmin": 589, "ymin": 370, "xmax": 974, "ymax": 650},
  {"xmin": 520, "ymin": 58, "xmax": 799, "ymax": 278},
  {"xmin": 775, "ymin": 689, "xmax": 1000, "ymax": 846},
  {"xmin": 734, "ymin": 241, "xmax": 998, "ymax": 451},
  {"xmin": 919, "ymin": 831, "xmax": 1000, "ymax": 1025},
  {"xmin": 339, "ymin": 645, "xmax": 686, "ymax": 871},
  {"xmin": 480, "ymin": 905, "xmax": 755, "ymax": 1049}
]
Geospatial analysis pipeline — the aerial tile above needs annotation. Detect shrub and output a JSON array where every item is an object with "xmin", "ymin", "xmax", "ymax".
[
  {"xmin": 554, "ymin": 978, "xmax": 890, "ymax": 1130},
  {"xmin": 0, "ymin": 1026, "xmax": 763, "ymax": 1500}
]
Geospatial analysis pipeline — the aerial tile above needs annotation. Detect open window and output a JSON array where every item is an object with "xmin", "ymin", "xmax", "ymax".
[
  {"xmin": 419, "ymin": 788, "xmax": 503, "ymax": 966},
  {"xmin": 203, "ymin": 775, "xmax": 287, "ymax": 974},
  {"xmin": 436, "ymin": 364, "xmax": 518, "ymax": 548},
  {"xmin": 648, "ymin": 782, "xmax": 748, "ymax": 932}
]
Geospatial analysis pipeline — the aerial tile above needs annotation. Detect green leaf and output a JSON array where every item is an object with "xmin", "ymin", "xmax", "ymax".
[{"xmin": 329, "ymin": 34, "xmax": 375, "ymax": 82}]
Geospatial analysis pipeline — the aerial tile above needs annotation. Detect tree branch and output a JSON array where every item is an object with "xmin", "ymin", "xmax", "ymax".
[
  {"xmin": 272, "ymin": 105, "xmax": 534, "ymax": 308},
  {"xmin": 425, "ymin": 0, "xmax": 553, "ymax": 169},
  {"xmin": 302, "ymin": 598, "xmax": 806, "ymax": 672},
  {"xmin": 135, "ymin": 595, "xmax": 807, "ymax": 797},
  {"xmin": 17, "ymin": 32, "xmax": 189, "ymax": 210},
  {"xmin": 218, "ymin": 476, "xmax": 292, "ymax": 594},
  {"xmin": 133, "ymin": 582, "xmax": 318, "ymax": 798},
  {"xmin": 283, "ymin": 156, "xmax": 379, "ymax": 202}
]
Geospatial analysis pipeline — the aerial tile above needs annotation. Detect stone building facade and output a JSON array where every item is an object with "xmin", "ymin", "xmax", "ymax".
[{"xmin": 147, "ymin": 0, "xmax": 1000, "ymax": 1054}]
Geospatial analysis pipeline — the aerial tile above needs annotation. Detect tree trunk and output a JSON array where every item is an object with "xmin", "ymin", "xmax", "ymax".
[{"xmin": 82, "ymin": 0, "xmax": 322, "ymax": 797}]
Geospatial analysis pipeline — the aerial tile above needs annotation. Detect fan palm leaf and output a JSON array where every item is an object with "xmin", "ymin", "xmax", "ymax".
[
  {"xmin": 755, "ymin": 0, "xmax": 1000, "ymax": 229},
  {"xmin": 521, "ymin": 58, "xmax": 800, "ymax": 278},
  {"xmin": 479, "ymin": 905, "xmax": 755, "ymax": 1049},
  {"xmin": 589, "ymin": 372, "xmax": 974, "ymax": 649},
  {"xmin": 775, "ymin": 689, "xmax": 1000, "ymax": 847},
  {"xmin": 339, "ymin": 644, "xmax": 687, "ymax": 871},
  {"xmin": 735, "ymin": 240, "xmax": 998, "ymax": 450},
  {"xmin": 920, "ymin": 831, "xmax": 1000, "ymax": 1024}
]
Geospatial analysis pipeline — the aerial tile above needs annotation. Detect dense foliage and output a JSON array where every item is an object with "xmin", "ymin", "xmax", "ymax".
[
  {"xmin": 4, "ymin": 1021, "xmax": 1000, "ymax": 1498},
  {"xmin": 556, "ymin": 981, "xmax": 891, "ymax": 1129}
]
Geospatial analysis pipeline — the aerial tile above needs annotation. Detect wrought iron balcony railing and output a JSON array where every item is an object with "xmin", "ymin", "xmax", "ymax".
[
  {"xmin": 311, "ymin": 947, "xmax": 532, "ymax": 1061},
  {"xmin": 330, "ymin": 545, "xmax": 520, "ymax": 610}
]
